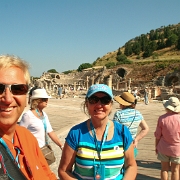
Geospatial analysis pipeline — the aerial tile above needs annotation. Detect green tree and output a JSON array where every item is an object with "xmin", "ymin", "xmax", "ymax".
[
  {"xmin": 154, "ymin": 31, "xmax": 159, "ymax": 40},
  {"xmin": 124, "ymin": 42, "xmax": 132, "ymax": 56},
  {"xmin": 157, "ymin": 38, "xmax": 165, "ymax": 50},
  {"xmin": 164, "ymin": 26, "xmax": 172, "ymax": 38},
  {"xmin": 149, "ymin": 30, "xmax": 159, "ymax": 40},
  {"xmin": 149, "ymin": 40, "xmax": 157, "ymax": 52},
  {"xmin": 77, "ymin": 63, "xmax": 92, "ymax": 72},
  {"xmin": 143, "ymin": 45, "xmax": 153, "ymax": 58},
  {"xmin": 140, "ymin": 34, "xmax": 149, "ymax": 51},
  {"xmin": 149, "ymin": 30, "xmax": 155, "ymax": 40},
  {"xmin": 116, "ymin": 54, "xmax": 132, "ymax": 64},
  {"xmin": 116, "ymin": 54, "xmax": 127, "ymax": 62},
  {"xmin": 47, "ymin": 69, "xmax": 58, "ymax": 73},
  {"xmin": 117, "ymin": 48, "xmax": 122, "ymax": 55},
  {"xmin": 177, "ymin": 36, "xmax": 180, "ymax": 50},
  {"xmin": 166, "ymin": 34, "xmax": 178, "ymax": 47},
  {"xmin": 177, "ymin": 27, "xmax": 180, "ymax": 37},
  {"xmin": 132, "ymin": 42, "xmax": 141, "ymax": 55},
  {"xmin": 116, "ymin": 59, "xmax": 132, "ymax": 65},
  {"xmin": 159, "ymin": 33, "xmax": 164, "ymax": 39},
  {"xmin": 63, "ymin": 70, "xmax": 73, "ymax": 74},
  {"xmin": 105, "ymin": 62, "xmax": 116, "ymax": 69}
]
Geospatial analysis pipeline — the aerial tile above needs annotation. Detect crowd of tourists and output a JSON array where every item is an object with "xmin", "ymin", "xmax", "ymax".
[{"xmin": 0, "ymin": 54, "xmax": 180, "ymax": 180}]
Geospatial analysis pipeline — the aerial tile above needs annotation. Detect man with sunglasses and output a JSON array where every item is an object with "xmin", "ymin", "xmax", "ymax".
[
  {"xmin": 0, "ymin": 55, "xmax": 57, "ymax": 179},
  {"xmin": 58, "ymin": 84, "xmax": 137, "ymax": 180}
]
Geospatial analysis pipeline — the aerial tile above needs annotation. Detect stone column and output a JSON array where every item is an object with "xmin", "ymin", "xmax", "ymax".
[
  {"xmin": 116, "ymin": 80, "xmax": 119, "ymax": 90},
  {"xmin": 44, "ymin": 81, "xmax": 47, "ymax": 89},
  {"xmin": 128, "ymin": 78, "xmax": 131, "ymax": 89},
  {"xmin": 107, "ymin": 75, "xmax": 112, "ymax": 89},
  {"xmin": 50, "ymin": 83, "xmax": 52, "ymax": 91},
  {"xmin": 83, "ymin": 82, "xmax": 86, "ymax": 89},
  {"xmin": 91, "ymin": 76, "xmax": 94, "ymax": 85},
  {"xmin": 52, "ymin": 85, "xmax": 55, "ymax": 92},
  {"xmin": 86, "ymin": 76, "xmax": 89, "ymax": 90},
  {"xmin": 124, "ymin": 82, "xmax": 127, "ymax": 91},
  {"xmin": 74, "ymin": 82, "xmax": 76, "ymax": 91},
  {"xmin": 148, "ymin": 88, "xmax": 152, "ymax": 99}
]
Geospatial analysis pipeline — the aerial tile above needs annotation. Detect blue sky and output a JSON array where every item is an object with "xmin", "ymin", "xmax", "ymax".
[{"xmin": 0, "ymin": 1, "xmax": 180, "ymax": 77}]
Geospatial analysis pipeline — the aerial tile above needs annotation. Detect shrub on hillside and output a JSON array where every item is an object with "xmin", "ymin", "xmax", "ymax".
[
  {"xmin": 105, "ymin": 62, "xmax": 116, "ymax": 69},
  {"xmin": 77, "ymin": 63, "xmax": 92, "ymax": 72}
]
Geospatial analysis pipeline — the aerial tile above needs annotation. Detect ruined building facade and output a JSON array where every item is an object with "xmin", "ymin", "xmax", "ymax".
[{"xmin": 31, "ymin": 65, "xmax": 180, "ymax": 100}]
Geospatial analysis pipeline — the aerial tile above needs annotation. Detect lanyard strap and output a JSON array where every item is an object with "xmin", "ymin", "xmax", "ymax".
[
  {"xmin": 0, "ymin": 138, "xmax": 20, "ymax": 168},
  {"xmin": 36, "ymin": 109, "xmax": 48, "ymax": 144},
  {"xmin": 90, "ymin": 120, "xmax": 109, "ymax": 160},
  {"xmin": 35, "ymin": 109, "xmax": 47, "ymax": 132},
  {"xmin": 119, "ymin": 109, "xmax": 136, "ymax": 129}
]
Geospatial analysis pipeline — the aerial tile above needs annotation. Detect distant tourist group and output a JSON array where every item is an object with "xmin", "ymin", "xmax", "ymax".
[{"xmin": 0, "ymin": 54, "xmax": 180, "ymax": 179}]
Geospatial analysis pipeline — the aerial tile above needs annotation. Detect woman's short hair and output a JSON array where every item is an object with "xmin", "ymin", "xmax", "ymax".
[{"xmin": 31, "ymin": 99, "xmax": 41, "ymax": 109}]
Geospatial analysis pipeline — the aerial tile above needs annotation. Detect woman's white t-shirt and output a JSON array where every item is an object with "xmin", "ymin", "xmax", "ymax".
[{"xmin": 19, "ymin": 110, "xmax": 53, "ymax": 148}]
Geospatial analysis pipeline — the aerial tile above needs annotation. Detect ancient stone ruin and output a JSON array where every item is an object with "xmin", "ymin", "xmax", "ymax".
[{"xmin": 30, "ymin": 66, "xmax": 180, "ymax": 101}]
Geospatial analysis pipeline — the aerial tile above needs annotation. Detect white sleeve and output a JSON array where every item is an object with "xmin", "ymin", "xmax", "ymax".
[
  {"xmin": 19, "ymin": 112, "xmax": 31, "ymax": 128},
  {"xmin": 43, "ymin": 112, "xmax": 53, "ymax": 133}
]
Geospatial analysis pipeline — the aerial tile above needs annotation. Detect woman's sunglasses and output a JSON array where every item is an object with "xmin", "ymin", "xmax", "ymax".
[
  {"xmin": 41, "ymin": 98, "xmax": 48, "ymax": 102},
  {"xmin": 88, "ymin": 95, "xmax": 112, "ymax": 105},
  {"xmin": 0, "ymin": 84, "xmax": 28, "ymax": 95}
]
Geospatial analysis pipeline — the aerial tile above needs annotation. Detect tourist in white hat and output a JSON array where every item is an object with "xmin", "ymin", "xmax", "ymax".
[
  {"xmin": 19, "ymin": 89, "xmax": 64, "ymax": 164},
  {"xmin": 154, "ymin": 97, "xmax": 180, "ymax": 180}
]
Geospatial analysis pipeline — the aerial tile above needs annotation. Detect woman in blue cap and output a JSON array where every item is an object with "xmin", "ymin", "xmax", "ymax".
[{"xmin": 58, "ymin": 84, "xmax": 137, "ymax": 180}]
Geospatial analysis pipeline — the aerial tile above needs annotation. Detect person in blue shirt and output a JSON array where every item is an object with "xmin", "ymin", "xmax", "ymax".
[
  {"xmin": 58, "ymin": 84, "xmax": 137, "ymax": 180},
  {"xmin": 113, "ymin": 92, "xmax": 149, "ymax": 158},
  {"xmin": 144, "ymin": 87, "xmax": 149, "ymax": 105},
  {"xmin": 57, "ymin": 86, "xmax": 63, "ymax": 99}
]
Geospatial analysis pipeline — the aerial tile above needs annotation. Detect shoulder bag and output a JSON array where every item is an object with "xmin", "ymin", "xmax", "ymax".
[
  {"xmin": 40, "ymin": 144, "xmax": 56, "ymax": 165},
  {"xmin": 40, "ymin": 114, "xmax": 56, "ymax": 165}
]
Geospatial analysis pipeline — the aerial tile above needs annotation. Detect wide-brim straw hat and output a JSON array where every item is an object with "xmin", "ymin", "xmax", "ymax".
[
  {"xmin": 163, "ymin": 97, "xmax": 180, "ymax": 113},
  {"xmin": 114, "ymin": 92, "xmax": 135, "ymax": 106},
  {"xmin": 31, "ymin": 89, "xmax": 51, "ymax": 100}
]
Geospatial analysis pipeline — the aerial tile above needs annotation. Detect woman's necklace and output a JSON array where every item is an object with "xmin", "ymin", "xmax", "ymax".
[{"xmin": 35, "ymin": 109, "xmax": 44, "ymax": 120}]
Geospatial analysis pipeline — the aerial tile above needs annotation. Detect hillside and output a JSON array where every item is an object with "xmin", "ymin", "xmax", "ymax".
[
  {"xmin": 78, "ymin": 23, "xmax": 180, "ymax": 87},
  {"xmin": 94, "ymin": 47, "xmax": 180, "ymax": 67},
  {"xmin": 43, "ymin": 23, "xmax": 180, "ymax": 92},
  {"xmin": 92, "ymin": 23, "xmax": 180, "ymax": 68}
]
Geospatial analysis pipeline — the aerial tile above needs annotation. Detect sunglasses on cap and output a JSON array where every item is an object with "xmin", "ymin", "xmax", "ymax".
[
  {"xmin": 0, "ymin": 84, "xmax": 28, "ymax": 95},
  {"xmin": 41, "ymin": 98, "xmax": 48, "ymax": 102},
  {"xmin": 88, "ymin": 95, "xmax": 112, "ymax": 105}
]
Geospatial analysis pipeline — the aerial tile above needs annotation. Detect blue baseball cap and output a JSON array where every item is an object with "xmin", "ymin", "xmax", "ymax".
[{"xmin": 86, "ymin": 84, "xmax": 113, "ymax": 99}]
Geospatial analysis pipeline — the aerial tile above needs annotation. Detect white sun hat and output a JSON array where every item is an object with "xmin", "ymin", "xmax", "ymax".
[
  {"xmin": 31, "ymin": 89, "xmax": 51, "ymax": 100},
  {"xmin": 163, "ymin": 97, "xmax": 180, "ymax": 113}
]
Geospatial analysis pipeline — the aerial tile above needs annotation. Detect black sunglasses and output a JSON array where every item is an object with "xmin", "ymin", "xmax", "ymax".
[
  {"xmin": 88, "ymin": 95, "xmax": 112, "ymax": 105},
  {"xmin": 41, "ymin": 98, "xmax": 48, "ymax": 102},
  {"xmin": 0, "ymin": 84, "xmax": 28, "ymax": 95}
]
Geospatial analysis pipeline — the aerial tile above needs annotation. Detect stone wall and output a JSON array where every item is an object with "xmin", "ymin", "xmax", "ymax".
[{"xmin": 30, "ymin": 66, "xmax": 180, "ymax": 100}]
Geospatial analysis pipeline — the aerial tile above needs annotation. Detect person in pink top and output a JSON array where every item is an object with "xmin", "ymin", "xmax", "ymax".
[{"xmin": 154, "ymin": 97, "xmax": 180, "ymax": 180}]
